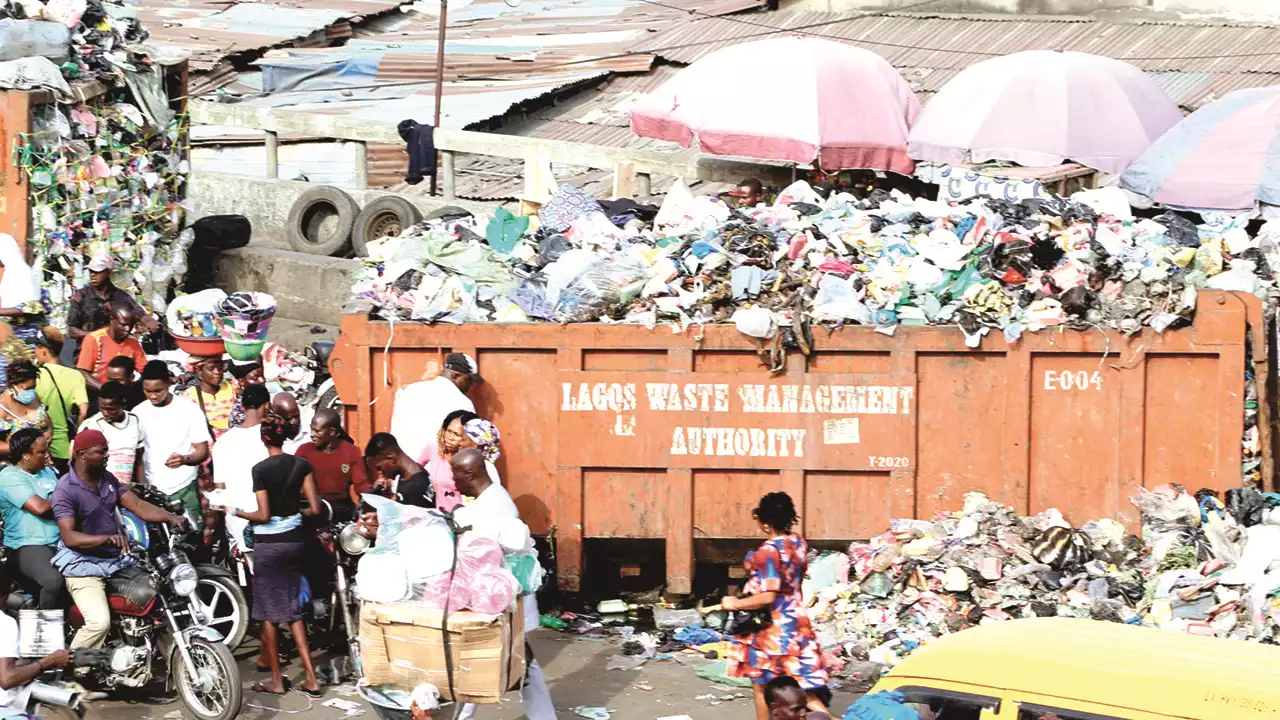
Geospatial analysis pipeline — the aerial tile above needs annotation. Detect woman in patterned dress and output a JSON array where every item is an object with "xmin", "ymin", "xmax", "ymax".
[{"xmin": 723, "ymin": 491, "xmax": 829, "ymax": 720}]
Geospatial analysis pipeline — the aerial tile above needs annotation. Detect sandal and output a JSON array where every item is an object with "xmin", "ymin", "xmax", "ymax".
[
  {"xmin": 252, "ymin": 680, "xmax": 289, "ymax": 696},
  {"xmin": 295, "ymin": 684, "xmax": 324, "ymax": 698}
]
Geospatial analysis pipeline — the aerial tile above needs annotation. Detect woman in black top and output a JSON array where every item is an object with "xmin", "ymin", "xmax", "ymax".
[{"xmin": 233, "ymin": 413, "xmax": 321, "ymax": 697}]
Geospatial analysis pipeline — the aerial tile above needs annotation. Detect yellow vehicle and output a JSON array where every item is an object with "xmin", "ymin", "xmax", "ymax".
[{"xmin": 869, "ymin": 617, "xmax": 1280, "ymax": 719}]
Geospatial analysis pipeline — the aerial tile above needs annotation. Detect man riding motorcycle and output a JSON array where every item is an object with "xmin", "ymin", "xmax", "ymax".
[{"xmin": 50, "ymin": 430, "xmax": 189, "ymax": 648}]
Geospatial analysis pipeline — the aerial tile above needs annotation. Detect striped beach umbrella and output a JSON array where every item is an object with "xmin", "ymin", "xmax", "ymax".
[{"xmin": 1121, "ymin": 86, "xmax": 1280, "ymax": 212}]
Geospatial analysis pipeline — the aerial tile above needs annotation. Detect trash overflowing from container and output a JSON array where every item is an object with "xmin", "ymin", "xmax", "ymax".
[
  {"xmin": 347, "ymin": 182, "xmax": 1280, "ymax": 353},
  {"xmin": 805, "ymin": 487, "xmax": 1280, "ymax": 684}
]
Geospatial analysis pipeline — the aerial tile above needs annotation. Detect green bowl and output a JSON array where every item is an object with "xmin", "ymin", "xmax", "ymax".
[{"xmin": 225, "ymin": 339, "xmax": 266, "ymax": 361}]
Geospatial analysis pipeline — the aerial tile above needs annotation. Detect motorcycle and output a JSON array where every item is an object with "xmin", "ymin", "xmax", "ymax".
[
  {"xmin": 65, "ymin": 533, "xmax": 242, "ymax": 720},
  {"xmin": 311, "ymin": 502, "xmax": 370, "ymax": 678},
  {"xmin": 119, "ymin": 485, "xmax": 250, "ymax": 650}
]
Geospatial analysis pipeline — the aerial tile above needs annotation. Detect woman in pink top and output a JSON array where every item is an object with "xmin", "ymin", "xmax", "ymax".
[{"xmin": 418, "ymin": 409, "xmax": 478, "ymax": 512}]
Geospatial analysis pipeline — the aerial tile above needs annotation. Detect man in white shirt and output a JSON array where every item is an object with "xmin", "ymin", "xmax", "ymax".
[
  {"xmin": 79, "ymin": 380, "xmax": 144, "ymax": 485},
  {"xmin": 0, "ymin": 612, "xmax": 69, "ymax": 716},
  {"xmin": 390, "ymin": 353, "xmax": 480, "ymax": 463},
  {"xmin": 212, "ymin": 384, "xmax": 270, "ymax": 553},
  {"xmin": 450, "ymin": 449, "xmax": 552, "ymax": 720},
  {"xmin": 134, "ymin": 360, "xmax": 211, "ymax": 525}
]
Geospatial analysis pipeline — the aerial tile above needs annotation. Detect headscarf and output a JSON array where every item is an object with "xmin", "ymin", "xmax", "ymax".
[
  {"xmin": 0, "ymin": 234, "xmax": 38, "ymax": 310},
  {"xmin": 463, "ymin": 418, "xmax": 501, "ymax": 462}
]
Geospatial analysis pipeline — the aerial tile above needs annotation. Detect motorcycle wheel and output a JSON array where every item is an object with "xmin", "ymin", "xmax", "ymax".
[
  {"xmin": 315, "ymin": 379, "xmax": 341, "ymax": 412},
  {"xmin": 195, "ymin": 575, "xmax": 249, "ymax": 650},
  {"xmin": 176, "ymin": 637, "xmax": 242, "ymax": 720}
]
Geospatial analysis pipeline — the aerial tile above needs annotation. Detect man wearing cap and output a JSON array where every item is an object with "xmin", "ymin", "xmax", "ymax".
[
  {"xmin": 76, "ymin": 303, "xmax": 148, "ymax": 389},
  {"xmin": 389, "ymin": 353, "xmax": 481, "ymax": 465},
  {"xmin": 65, "ymin": 255, "xmax": 158, "ymax": 355},
  {"xmin": 52, "ymin": 430, "xmax": 189, "ymax": 649},
  {"xmin": 33, "ymin": 333, "xmax": 88, "ymax": 475}
]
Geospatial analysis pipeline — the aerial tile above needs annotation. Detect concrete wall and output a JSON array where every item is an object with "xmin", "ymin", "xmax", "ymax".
[
  {"xmin": 192, "ymin": 172, "xmax": 494, "ymax": 327},
  {"xmin": 189, "ymin": 172, "xmax": 493, "ymax": 250},
  {"xmin": 212, "ymin": 246, "xmax": 357, "ymax": 327}
]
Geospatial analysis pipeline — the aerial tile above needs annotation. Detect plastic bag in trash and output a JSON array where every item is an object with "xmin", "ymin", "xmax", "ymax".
[
  {"xmin": 1227, "ymin": 487, "xmax": 1267, "ymax": 527},
  {"xmin": 1152, "ymin": 212, "xmax": 1202, "ymax": 248},
  {"xmin": 653, "ymin": 607, "xmax": 702, "ymax": 630},
  {"xmin": 553, "ymin": 259, "xmax": 648, "ymax": 323},
  {"xmin": 732, "ymin": 306, "xmax": 776, "ymax": 339}
]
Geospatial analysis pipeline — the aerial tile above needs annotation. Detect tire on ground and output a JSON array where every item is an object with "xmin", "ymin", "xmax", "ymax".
[
  {"xmin": 286, "ymin": 186, "xmax": 360, "ymax": 257},
  {"xmin": 351, "ymin": 195, "xmax": 423, "ymax": 257}
]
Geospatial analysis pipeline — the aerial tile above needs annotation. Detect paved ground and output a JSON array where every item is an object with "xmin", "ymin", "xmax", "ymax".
[{"xmin": 87, "ymin": 630, "xmax": 856, "ymax": 720}]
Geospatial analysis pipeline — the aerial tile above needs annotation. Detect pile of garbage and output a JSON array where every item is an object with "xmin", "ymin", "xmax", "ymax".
[
  {"xmin": 1, "ymin": 0, "xmax": 152, "ymax": 85},
  {"xmin": 807, "ymin": 488, "xmax": 1280, "ymax": 682},
  {"xmin": 17, "ymin": 61, "xmax": 189, "ymax": 331},
  {"xmin": 348, "ymin": 182, "xmax": 1280, "ymax": 350}
]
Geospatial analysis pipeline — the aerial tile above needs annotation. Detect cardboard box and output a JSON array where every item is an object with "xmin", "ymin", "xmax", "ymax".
[{"xmin": 358, "ymin": 600, "xmax": 526, "ymax": 703}]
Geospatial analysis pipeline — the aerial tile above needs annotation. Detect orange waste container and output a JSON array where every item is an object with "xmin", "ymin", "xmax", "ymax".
[{"xmin": 330, "ymin": 290, "xmax": 1272, "ymax": 593}]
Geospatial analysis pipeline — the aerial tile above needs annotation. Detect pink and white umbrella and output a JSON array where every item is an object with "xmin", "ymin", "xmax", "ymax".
[
  {"xmin": 630, "ymin": 36, "xmax": 920, "ymax": 174},
  {"xmin": 908, "ymin": 50, "xmax": 1183, "ymax": 175},
  {"xmin": 1121, "ymin": 86, "xmax": 1280, "ymax": 211}
]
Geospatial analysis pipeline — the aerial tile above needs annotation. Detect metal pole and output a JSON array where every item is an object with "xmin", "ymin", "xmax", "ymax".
[{"xmin": 430, "ymin": 0, "xmax": 447, "ymax": 196}]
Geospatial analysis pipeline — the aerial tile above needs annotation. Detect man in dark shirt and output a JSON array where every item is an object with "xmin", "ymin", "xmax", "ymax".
[
  {"xmin": 52, "ymin": 430, "xmax": 188, "ymax": 648},
  {"xmin": 296, "ymin": 409, "xmax": 369, "ymax": 520},
  {"xmin": 65, "ymin": 256, "xmax": 158, "ymax": 354},
  {"xmin": 364, "ymin": 433, "xmax": 433, "ymax": 508}
]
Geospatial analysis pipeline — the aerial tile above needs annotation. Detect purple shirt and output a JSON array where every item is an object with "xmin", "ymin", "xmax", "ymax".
[{"xmin": 52, "ymin": 468, "xmax": 126, "ymax": 538}]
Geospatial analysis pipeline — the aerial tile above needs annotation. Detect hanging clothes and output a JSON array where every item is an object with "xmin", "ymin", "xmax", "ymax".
[{"xmin": 397, "ymin": 119, "xmax": 436, "ymax": 185}]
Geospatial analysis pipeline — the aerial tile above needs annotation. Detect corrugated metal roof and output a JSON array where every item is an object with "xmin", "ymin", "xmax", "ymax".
[
  {"xmin": 134, "ymin": 0, "xmax": 406, "ymax": 72},
  {"xmin": 142, "ymin": 0, "xmax": 764, "ymax": 87},
  {"xmin": 638, "ymin": 11, "xmax": 1280, "ymax": 107}
]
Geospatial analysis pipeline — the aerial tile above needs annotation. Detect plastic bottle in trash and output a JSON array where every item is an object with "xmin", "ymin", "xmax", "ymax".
[{"xmin": 540, "ymin": 615, "xmax": 568, "ymax": 630}]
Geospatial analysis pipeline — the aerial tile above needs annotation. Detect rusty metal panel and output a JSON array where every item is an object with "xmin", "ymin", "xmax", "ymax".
[{"xmin": 330, "ymin": 290, "xmax": 1269, "ymax": 593}]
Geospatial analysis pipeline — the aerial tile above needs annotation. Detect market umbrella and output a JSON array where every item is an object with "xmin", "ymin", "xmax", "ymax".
[
  {"xmin": 1121, "ymin": 86, "xmax": 1280, "ymax": 212},
  {"xmin": 629, "ymin": 36, "xmax": 920, "ymax": 173},
  {"xmin": 908, "ymin": 50, "xmax": 1182, "ymax": 175}
]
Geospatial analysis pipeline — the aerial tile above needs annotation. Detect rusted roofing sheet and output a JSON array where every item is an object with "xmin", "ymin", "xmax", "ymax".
[
  {"xmin": 635, "ymin": 11, "xmax": 1280, "ymax": 109},
  {"xmin": 134, "ymin": 0, "xmax": 406, "ymax": 72}
]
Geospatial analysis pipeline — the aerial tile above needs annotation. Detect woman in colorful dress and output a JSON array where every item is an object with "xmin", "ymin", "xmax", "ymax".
[{"xmin": 723, "ymin": 491, "xmax": 828, "ymax": 720}]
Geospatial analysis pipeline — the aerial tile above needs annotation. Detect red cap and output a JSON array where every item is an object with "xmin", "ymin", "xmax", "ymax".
[{"xmin": 73, "ymin": 429, "xmax": 108, "ymax": 454}]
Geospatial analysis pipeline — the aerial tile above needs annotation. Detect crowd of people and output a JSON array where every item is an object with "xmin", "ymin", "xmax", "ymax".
[
  {"xmin": 0, "ymin": 230, "xmax": 838, "ymax": 719},
  {"xmin": 0, "ymin": 242, "xmax": 549, "ymax": 714}
]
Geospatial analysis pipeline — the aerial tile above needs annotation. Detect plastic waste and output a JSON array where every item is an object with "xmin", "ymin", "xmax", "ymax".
[
  {"xmin": 540, "ymin": 615, "xmax": 568, "ymax": 630},
  {"xmin": 653, "ymin": 606, "xmax": 702, "ymax": 630}
]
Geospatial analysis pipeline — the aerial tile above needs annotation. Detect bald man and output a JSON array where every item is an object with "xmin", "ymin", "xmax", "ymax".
[
  {"xmin": 295, "ymin": 408, "xmax": 368, "ymax": 520},
  {"xmin": 450, "ymin": 448, "xmax": 553, "ymax": 720},
  {"xmin": 270, "ymin": 392, "xmax": 311, "ymax": 453}
]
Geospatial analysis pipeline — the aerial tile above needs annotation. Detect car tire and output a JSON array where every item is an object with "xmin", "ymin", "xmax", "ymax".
[
  {"xmin": 351, "ymin": 195, "xmax": 423, "ymax": 257},
  {"xmin": 286, "ymin": 186, "xmax": 359, "ymax": 257}
]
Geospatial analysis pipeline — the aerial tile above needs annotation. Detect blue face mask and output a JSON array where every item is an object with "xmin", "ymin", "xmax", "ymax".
[{"xmin": 12, "ymin": 388, "xmax": 35, "ymax": 405}]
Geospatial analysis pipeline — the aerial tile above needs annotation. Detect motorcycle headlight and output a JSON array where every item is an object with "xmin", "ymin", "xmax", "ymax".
[
  {"xmin": 169, "ymin": 563, "xmax": 198, "ymax": 596},
  {"xmin": 338, "ymin": 523, "xmax": 371, "ymax": 556}
]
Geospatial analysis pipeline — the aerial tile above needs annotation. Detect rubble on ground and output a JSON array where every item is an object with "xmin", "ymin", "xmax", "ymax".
[
  {"xmin": 806, "ymin": 488, "xmax": 1280, "ymax": 682},
  {"xmin": 346, "ymin": 182, "xmax": 1280, "ymax": 356}
]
